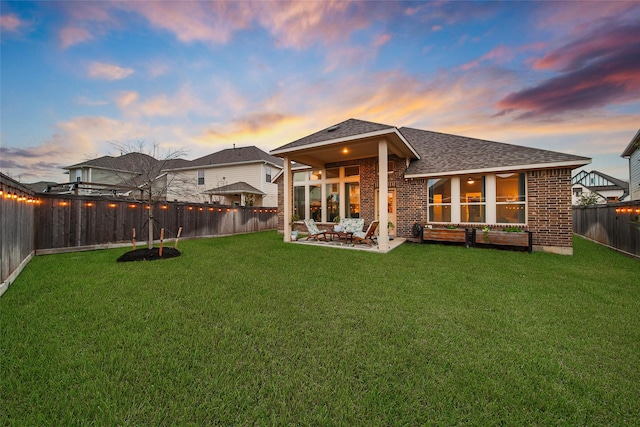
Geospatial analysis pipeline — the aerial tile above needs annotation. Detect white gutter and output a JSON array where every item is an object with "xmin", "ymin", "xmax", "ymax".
[{"xmin": 404, "ymin": 159, "xmax": 592, "ymax": 179}]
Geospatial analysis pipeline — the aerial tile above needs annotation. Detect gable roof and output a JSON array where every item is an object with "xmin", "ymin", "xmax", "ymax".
[
  {"xmin": 572, "ymin": 170, "xmax": 629, "ymax": 199},
  {"xmin": 401, "ymin": 127, "xmax": 591, "ymax": 177},
  {"xmin": 64, "ymin": 152, "xmax": 159, "ymax": 173},
  {"xmin": 171, "ymin": 146, "xmax": 283, "ymax": 170},
  {"xmin": 273, "ymin": 118, "xmax": 398, "ymax": 151},
  {"xmin": 271, "ymin": 118, "xmax": 419, "ymax": 167},
  {"xmin": 202, "ymin": 181, "xmax": 265, "ymax": 196}
]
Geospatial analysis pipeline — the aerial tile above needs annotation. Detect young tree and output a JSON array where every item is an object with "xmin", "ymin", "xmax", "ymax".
[
  {"xmin": 110, "ymin": 141, "xmax": 192, "ymax": 249},
  {"xmin": 578, "ymin": 190, "xmax": 604, "ymax": 206}
]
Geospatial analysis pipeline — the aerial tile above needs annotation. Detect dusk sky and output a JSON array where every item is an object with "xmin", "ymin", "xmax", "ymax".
[{"xmin": 1, "ymin": 1, "xmax": 639, "ymax": 183}]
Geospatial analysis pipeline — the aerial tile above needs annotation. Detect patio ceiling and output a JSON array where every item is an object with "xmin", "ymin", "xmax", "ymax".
[{"xmin": 272, "ymin": 128, "xmax": 419, "ymax": 168}]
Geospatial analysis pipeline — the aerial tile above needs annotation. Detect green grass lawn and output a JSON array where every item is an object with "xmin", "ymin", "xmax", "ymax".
[{"xmin": 2, "ymin": 232, "xmax": 639, "ymax": 425}]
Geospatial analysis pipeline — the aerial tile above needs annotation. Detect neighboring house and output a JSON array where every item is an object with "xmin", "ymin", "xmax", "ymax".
[
  {"xmin": 23, "ymin": 181, "xmax": 58, "ymax": 193},
  {"xmin": 62, "ymin": 152, "xmax": 179, "ymax": 197},
  {"xmin": 622, "ymin": 129, "xmax": 640, "ymax": 201},
  {"xmin": 165, "ymin": 146, "xmax": 283, "ymax": 206},
  {"xmin": 571, "ymin": 170, "xmax": 629, "ymax": 204},
  {"xmin": 271, "ymin": 118, "xmax": 591, "ymax": 254}
]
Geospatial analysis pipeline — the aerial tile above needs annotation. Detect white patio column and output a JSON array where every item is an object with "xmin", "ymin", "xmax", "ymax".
[
  {"xmin": 283, "ymin": 156, "xmax": 291, "ymax": 242},
  {"xmin": 378, "ymin": 139, "xmax": 389, "ymax": 251}
]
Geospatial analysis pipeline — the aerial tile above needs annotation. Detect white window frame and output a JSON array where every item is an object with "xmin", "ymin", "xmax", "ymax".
[
  {"xmin": 293, "ymin": 166, "xmax": 360, "ymax": 222},
  {"xmin": 427, "ymin": 173, "xmax": 527, "ymax": 225}
]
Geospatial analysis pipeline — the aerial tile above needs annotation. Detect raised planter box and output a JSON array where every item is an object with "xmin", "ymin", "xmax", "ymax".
[
  {"xmin": 472, "ymin": 229, "xmax": 533, "ymax": 253},
  {"xmin": 423, "ymin": 228, "xmax": 471, "ymax": 247}
]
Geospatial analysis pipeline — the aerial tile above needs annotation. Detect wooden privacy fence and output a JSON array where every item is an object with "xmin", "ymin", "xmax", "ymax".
[
  {"xmin": 35, "ymin": 195, "xmax": 278, "ymax": 252},
  {"xmin": 1, "ymin": 175, "xmax": 36, "ymax": 294},
  {"xmin": 573, "ymin": 201, "xmax": 640, "ymax": 257}
]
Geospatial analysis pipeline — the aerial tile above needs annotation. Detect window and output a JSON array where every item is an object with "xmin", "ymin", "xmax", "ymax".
[
  {"xmin": 197, "ymin": 170, "xmax": 205, "ymax": 185},
  {"xmin": 310, "ymin": 185, "xmax": 321, "ymax": 221},
  {"xmin": 294, "ymin": 186, "xmax": 305, "ymax": 219},
  {"xmin": 496, "ymin": 173, "xmax": 525, "ymax": 223},
  {"xmin": 573, "ymin": 188, "xmax": 583, "ymax": 197},
  {"xmin": 293, "ymin": 166, "xmax": 359, "ymax": 222},
  {"xmin": 428, "ymin": 178, "xmax": 451, "ymax": 222},
  {"xmin": 460, "ymin": 177, "xmax": 485, "ymax": 223},
  {"xmin": 426, "ymin": 174, "xmax": 527, "ymax": 225},
  {"xmin": 326, "ymin": 183, "xmax": 340, "ymax": 222},
  {"xmin": 325, "ymin": 168, "xmax": 340, "ymax": 179},
  {"xmin": 266, "ymin": 166, "xmax": 272, "ymax": 183},
  {"xmin": 345, "ymin": 166, "xmax": 359, "ymax": 177},
  {"xmin": 345, "ymin": 182, "xmax": 360, "ymax": 218}
]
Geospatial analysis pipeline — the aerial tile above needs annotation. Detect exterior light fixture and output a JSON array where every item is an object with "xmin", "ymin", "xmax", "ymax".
[
  {"xmin": 467, "ymin": 178, "xmax": 475, "ymax": 185},
  {"xmin": 342, "ymin": 147, "xmax": 349, "ymax": 154},
  {"xmin": 109, "ymin": 203, "xmax": 117, "ymax": 208}
]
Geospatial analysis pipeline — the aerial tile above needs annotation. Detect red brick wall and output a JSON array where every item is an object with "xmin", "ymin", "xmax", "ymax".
[
  {"xmin": 526, "ymin": 168, "xmax": 574, "ymax": 250},
  {"xmin": 276, "ymin": 160, "xmax": 574, "ymax": 252}
]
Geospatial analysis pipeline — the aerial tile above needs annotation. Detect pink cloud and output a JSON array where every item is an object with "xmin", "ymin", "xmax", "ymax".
[
  {"xmin": 0, "ymin": 13, "xmax": 23, "ymax": 32},
  {"xmin": 60, "ymin": 27, "xmax": 93, "ymax": 49},
  {"xmin": 88, "ymin": 62, "xmax": 135, "ymax": 80},
  {"xmin": 374, "ymin": 33, "xmax": 392, "ymax": 48},
  {"xmin": 459, "ymin": 45, "xmax": 512, "ymax": 71},
  {"xmin": 497, "ymin": 20, "xmax": 640, "ymax": 118}
]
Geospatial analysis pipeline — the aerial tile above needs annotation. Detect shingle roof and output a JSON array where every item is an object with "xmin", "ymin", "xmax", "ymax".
[
  {"xmin": 401, "ymin": 127, "xmax": 590, "ymax": 176},
  {"xmin": 64, "ymin": 152, "xmax": 158, "ymax": 172},
  {"xmin": 274, "ymin": 118, "xmax": 396, "ymax": 151},
  {"xmin": 202, "ymin": 181, "xmax": 265, "ymax": 195},
  {"xmin": 185, "ymin": 146, "xmax": 283, "ymax": 169},
  {"xmin": 588, "ymin": 170, "xmax": 629, "ymax": 190}
]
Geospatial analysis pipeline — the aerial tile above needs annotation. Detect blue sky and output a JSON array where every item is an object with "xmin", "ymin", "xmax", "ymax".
[{"xmin": 1, "ymin": 1, "xmax": 639, "ymax": 183}]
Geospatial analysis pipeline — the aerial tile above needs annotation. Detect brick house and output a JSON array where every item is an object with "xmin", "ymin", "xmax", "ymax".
[{"xmin": 271, "ymin": 118, "xmax": 591, "ymax": 254}]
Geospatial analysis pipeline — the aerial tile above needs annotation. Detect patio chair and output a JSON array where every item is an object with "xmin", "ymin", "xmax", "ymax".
[
  {"xmin": 304, "ymin": 219, "xmax": 327, "ymax": 241},
  {"xmin": 352, "ymin": 220, "xmax": 379, "ymax": 246}
]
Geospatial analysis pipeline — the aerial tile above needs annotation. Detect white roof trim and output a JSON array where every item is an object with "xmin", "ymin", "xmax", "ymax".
[
  {"xmin": 621, "ymin": 128, "xmax": 640, "ymax": 158},
  {"xmin": 271, "ymin": 128, "xmax": 421, "ymax": 159},
  {"xmin": 405, "ymin": 159, "xmax": 591, "ymax": 179}
]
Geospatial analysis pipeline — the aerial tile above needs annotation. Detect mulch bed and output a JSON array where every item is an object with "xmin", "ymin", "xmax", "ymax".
[{"xmin": 116, "ymin": 247, "xmax": 181, "ymax": 262}]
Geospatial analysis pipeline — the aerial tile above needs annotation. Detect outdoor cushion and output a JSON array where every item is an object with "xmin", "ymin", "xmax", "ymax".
[
  {"xmin": 339, "ymin": 218, "xmax": 364, "ymax": 233},
  {"xmin": 353, "ymin": 220, "xmax": 379, "ymax": 246},
  {"xmin": 304, "ymin": 219, "xmax": 327, "ymax": 240}
]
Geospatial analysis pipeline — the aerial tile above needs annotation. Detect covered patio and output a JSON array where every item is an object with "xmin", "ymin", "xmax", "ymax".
[
  {"xmin": 271, "ymin": 120, "xmax": 420, "ymax": 252},
  {"xmin": 292, "ymin": 235, "xmax": 407, "ymax": 253}
]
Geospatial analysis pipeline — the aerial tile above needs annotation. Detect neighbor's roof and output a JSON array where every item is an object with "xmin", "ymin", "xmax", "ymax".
[
  {"xmin": 202, "ymin": 181, "xmax": 265, "ymax": 195},
  {"xmin": 621, "ymin": 129, "xmax": 640, "ymax": 157},
  {"xmin": 63, "ymin": 152, "xmax": 159, "ymax": 172},
  {"xmin": 171, "ymin": 146, "xmax": 283, "ymax": 170},
  {"xmin": 401, "ymin": 127, "xmax": 591, "ymax": 177}
]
